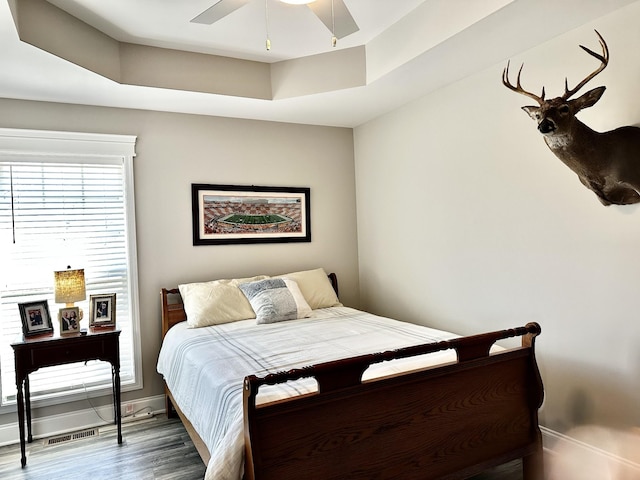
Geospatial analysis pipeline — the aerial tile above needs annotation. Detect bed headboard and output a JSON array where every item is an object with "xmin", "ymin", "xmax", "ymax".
[{"xmin": 160, "ymin": 272, "xmax": 339, "ymax": 338}]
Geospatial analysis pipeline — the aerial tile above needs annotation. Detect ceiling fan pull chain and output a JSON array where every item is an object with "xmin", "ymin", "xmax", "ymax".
[
  {"xmin": 265, "ymin": 0, "xmax": 271, "ymax": 51},
  {"xmin": 331, "ymin": 0, "xmax": 337, "ymax": 47}
]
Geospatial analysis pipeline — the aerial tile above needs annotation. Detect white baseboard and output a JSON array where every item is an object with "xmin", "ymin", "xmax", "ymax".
[
  {"xmin": 0, "ymin": 395, "xmax": 165, "ymax": 447},
  {"xmin": 542, "ymin": 425, "xmax": 640, "ymax": 478}
]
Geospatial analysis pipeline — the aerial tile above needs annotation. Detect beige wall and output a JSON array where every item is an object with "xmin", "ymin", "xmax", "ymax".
[
  {"xmin": 0, "ymin": 98, "xmax": 359, "ymax": 424},
  {"xmin": 354, "ymin": 3, "xmax": 640, "ymax": 433}
]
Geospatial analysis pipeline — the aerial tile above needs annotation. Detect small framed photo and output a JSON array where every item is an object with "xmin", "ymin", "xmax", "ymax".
[
  {"xmin": 18, "ymin": 300, "xmax": 54, "ymax": 337},
  {"xmin": 89, "ymin": 294, "xmax": 116, "ymax": 328},
  {"xmin": 59, "ymin": 306, "xmax": 81, "ymax": 335}
]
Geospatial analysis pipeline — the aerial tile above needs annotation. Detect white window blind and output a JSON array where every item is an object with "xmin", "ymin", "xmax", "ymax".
[{"xmin": 0, "ymin": 129, "xmax": 140, "ymax": 407}]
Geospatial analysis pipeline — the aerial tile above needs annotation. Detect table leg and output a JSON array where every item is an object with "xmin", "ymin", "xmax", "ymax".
[
  {"xmin": 111, "ymin": 368, "xmax": 116, "ymax": 424},
  {"xmin": 25, "ymin": 376, "xmax": 32, "ymax": 443},
  {"xmin": 16, "ymin": 378, "xmax": 26, "ymax": 467},
  {"xmin": 113, "ymin": 365, "xmax": 122, "ymax": 444}
]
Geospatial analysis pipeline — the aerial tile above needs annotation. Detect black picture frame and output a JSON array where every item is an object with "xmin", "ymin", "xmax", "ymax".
[
  {"xmin": 18, "ymin": 300, "xmax": 54, "ymax": 337},
  {"xmin": 192, "ymin": 184, "xmax": 311, "ymax": 246}
]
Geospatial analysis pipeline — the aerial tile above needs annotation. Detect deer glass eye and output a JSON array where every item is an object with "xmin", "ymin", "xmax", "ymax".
[{"xmin": 559, "ymin": 105, "xmax": 570, "ymax": 114}]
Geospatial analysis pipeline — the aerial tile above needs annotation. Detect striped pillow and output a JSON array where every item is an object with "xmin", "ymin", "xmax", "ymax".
[{"xmin": 239, "ymin": 278, "xmax": 312, "ymax": 324}]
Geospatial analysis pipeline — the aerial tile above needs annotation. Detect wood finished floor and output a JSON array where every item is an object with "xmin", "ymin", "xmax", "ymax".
[
  {"xmin": 0, "ymin": 414, "xmax": 523, "ymax": 479},
  {"xmin": 0, "ymin": 416, "xmax": 206, "ymax": 480}
]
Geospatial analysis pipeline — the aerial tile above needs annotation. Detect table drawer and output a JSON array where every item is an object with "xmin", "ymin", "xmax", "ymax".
[{"xmin": 29, "ymin": 338, "xmax": 107, "ymax": 369}]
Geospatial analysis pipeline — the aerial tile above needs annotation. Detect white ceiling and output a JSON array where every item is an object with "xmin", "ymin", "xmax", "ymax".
[
  {"xmin": 1, "ymin": 0, "xmax": 638, "ymax": 127},
  {"xmin": 46, "ymin": 0, "xmax": 428, "ymax": 63}
]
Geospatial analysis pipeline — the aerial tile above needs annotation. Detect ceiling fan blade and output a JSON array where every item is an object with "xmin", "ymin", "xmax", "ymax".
[
  {"xmin": 191, "ymin": 0, "xmax": 250, "ymax": 25},
  {"xmin": 307, "ymin": 0, "xmax": 359, "ymax": 39}
]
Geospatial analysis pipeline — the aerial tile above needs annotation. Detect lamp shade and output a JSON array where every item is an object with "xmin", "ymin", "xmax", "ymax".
[{"xmin": 54, "ymin": 268, "xmax": 86, "ymax": 304}]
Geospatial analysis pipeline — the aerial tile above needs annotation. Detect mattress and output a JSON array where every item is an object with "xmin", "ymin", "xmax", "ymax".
[{"xmin": 156, "ymin": 306, "xmax": 466, "ymax": 480}]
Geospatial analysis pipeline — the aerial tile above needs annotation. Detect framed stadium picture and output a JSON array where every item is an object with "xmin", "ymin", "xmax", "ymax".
[{"xmin": 192, "ymin": 184, "xmax": 311, "ymax": 245}]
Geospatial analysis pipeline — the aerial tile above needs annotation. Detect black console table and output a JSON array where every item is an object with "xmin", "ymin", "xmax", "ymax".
[{"xmin": 11, "ymin": 329, "xmax": 122, "ymax": 467}]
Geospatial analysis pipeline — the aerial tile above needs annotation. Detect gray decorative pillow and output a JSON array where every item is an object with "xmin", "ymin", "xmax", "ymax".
[{"xmin": 239, "ymin": 278, "xmax": 312, "ymax": 324}]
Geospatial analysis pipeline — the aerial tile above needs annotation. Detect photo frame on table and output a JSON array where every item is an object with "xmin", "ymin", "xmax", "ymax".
[
  {"xmin": 89, "ymin": 294, "xmax": 116, "ymax": 328},
  {"xmin": 18, "ymin": 300, "xmax": 54, "ymax": 337},
  {"xmin": 59, "ymin": 306, "xmax": 80, "ymax": 335},
  {"xmin": 191, "ymin": 184, "xmax": 311, "ymax": 246}
]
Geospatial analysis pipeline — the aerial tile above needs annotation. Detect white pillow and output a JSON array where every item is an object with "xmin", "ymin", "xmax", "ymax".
[
  {"xmin": 179, "ymin": 275, "xmax": 268, "ymax": 328},
  {"xmin": 277, "ymin": 268, "xmax": 341, "ymax": 309},
  {"xmin": 239, "ymin": 278, "xmax": 312, "ymax": 324}
]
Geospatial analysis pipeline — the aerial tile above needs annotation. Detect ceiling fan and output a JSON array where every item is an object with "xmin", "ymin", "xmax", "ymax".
[{"xmin": 191, "ymin": 0, "xmax": 359, "ymax": 40}]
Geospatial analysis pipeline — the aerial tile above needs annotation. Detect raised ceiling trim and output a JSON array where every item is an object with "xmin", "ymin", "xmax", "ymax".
[
  {"xmin": 119, "ymin": 43, "xmax": 272, "ymax": 99},
  {"xmin": 272, "ymin": 46, "xmax": 366, "ymax": 99},
  {"xmin": 11, "ymin": 0, "xmax": 368, "ymax": 100},
  {"xmin": 14, "ymin": 0, "xmax": 121, "ymax": 80}
]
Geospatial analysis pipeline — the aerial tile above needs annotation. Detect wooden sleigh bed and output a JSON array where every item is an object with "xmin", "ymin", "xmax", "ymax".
[{"xmin": 159, "ymin": 272, "xmax": 544, "ymax": 480}]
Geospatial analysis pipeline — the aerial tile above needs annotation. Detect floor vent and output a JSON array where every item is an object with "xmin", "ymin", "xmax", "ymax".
[{"xmin": 45, "ymin": 428, "xmax": 98, "ymax": 446}]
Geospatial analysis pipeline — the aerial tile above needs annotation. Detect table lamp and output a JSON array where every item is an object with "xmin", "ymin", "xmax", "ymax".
[{"xmin": 54, "ymin": 266, "xmax": 86, "ymax": 320}]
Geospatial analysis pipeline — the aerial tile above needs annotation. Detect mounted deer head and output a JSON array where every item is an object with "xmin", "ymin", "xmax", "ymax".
[{"xmin": 503, "ymin": 30, "xmax": 640, "ymax": 206}]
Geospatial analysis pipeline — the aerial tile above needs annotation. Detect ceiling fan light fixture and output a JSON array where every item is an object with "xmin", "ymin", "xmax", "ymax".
[{"xmin": 279, "ymin": 0, "xmax": 316, "ymax": 4}]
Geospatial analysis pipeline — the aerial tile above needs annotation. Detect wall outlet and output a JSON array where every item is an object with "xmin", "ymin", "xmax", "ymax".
[{"xmin": 121, "ymin": 411, "xmax": 154, "ymax": 424}]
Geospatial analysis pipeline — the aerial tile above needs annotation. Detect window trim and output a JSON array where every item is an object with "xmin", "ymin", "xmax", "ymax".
[{"xmin": 0, "ymin": 128, "xmax": 141, "ymax": 412}]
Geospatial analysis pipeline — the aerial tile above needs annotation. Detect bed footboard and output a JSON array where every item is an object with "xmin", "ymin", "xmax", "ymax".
[{"xmin": 243, "ymin": 323, "xmax": 543, "ymax": 480}]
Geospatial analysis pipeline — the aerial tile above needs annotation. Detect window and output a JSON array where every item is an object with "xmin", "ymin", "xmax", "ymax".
[{"xmin": 0, "ymin": 129, "xmax": 140, "ymax": 408}]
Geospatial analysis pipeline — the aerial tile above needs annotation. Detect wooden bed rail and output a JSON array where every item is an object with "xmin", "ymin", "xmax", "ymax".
[
  {"xmin": 245, "ymin": 322, "xmax": 541, "ymax": 396},
  {"xmin": 160, "ymin": 288, "xmax": 184, "ymax": 338},
  {"xmin": 243, "ymin": 323, "xmax": 544, "ymax": 480}
]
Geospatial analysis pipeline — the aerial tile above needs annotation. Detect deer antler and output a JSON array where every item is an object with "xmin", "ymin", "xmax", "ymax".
[
  {"xmin": 562, "ymin": 30, "xmax": 609, "ymax": 100},
  {"xmin": 502, "ymin": 61, "xmax": 545, "ymax": 105}
]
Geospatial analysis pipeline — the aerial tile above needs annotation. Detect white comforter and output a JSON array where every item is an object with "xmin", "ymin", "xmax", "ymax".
[{"xmin": 156, "ymin": 307, "xmax": 463, "ymax": 480}]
